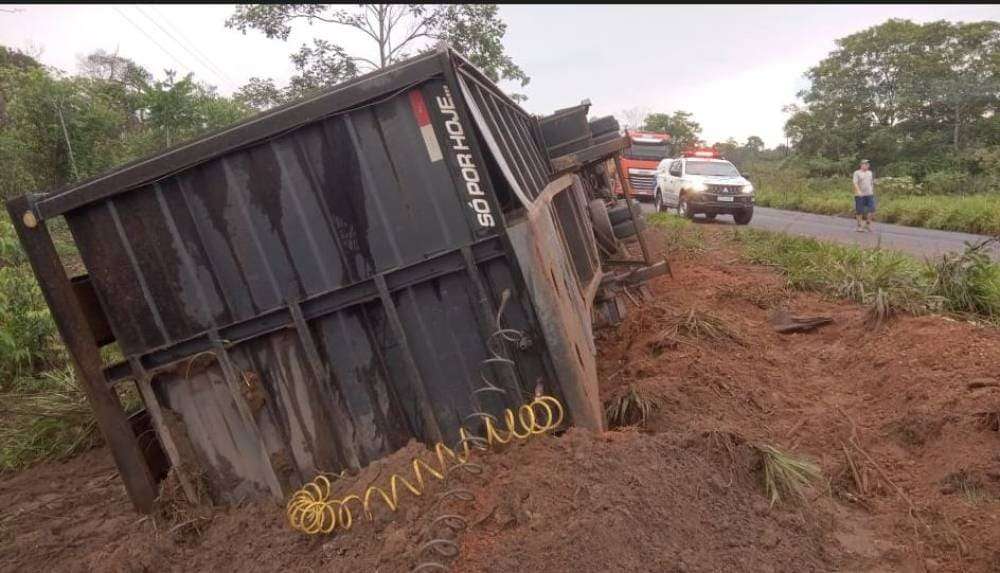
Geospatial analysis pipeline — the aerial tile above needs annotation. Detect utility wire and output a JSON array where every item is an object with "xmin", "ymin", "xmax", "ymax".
[
  {"xmin": 134, "ymin": 5, "xmax": 234, "ymax": 91},
  {"xmin": 112, "ymin": 5, "xmax": 196, "ymax": 78},
  {"xmin": 148, "ymin": 4, "xmax": 236, "ymax": 87}
]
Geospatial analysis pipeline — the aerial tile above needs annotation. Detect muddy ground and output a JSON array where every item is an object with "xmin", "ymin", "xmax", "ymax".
[{"xmin": 2, "ymin": 223, "xmax": 998, "ymax": 572}]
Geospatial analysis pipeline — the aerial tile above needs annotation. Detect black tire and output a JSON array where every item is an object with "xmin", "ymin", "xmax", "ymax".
[
  {"xmin": 588, "ymin": 115, "xmax": 619, "ymax": 136},
  {"xmin": 612, "ymin": 217, "xmax": 646, "ymax": 239},
  {"xmin": 607, "ymin": 199, "xmax": 641, "ymax": 225},
  {"xmin": 733, "ymin": 208, "xmax": 753, "ymax": 225},
  {"xmin": 703, "ymin": 213, "xmax": 717, "ymax": 221},
  {"xmin": 654, "ymin": 189, "xmax": 665, "ymax": 213},
  {"xmin": 678, "ymin": 196, "xmax": 694, "ymax": 220}
]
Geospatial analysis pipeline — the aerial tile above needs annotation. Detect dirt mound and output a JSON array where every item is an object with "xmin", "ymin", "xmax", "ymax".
[
  {"xmin": 0, "ymin": 427, "xmax": 837, "ymax": 573},
  {"xmin": 454, "ymin": 428, "xmax": 837, "ymax": 573}
]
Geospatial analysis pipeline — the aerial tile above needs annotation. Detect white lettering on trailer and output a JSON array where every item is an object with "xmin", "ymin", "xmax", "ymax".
[{"xmin": 436, "ymin": 86, "xmax": 495, "ymax": 228}]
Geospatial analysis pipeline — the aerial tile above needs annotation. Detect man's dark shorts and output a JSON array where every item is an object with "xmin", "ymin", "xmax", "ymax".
[{"xmin": 854, "ymin": 195, "xmax": 876, "ymax": 215}]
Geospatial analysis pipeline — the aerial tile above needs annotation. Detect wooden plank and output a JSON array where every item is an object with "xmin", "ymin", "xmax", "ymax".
[{"xmin": 6, "ymin": 195, "xmax": 158, "ymax": 513}]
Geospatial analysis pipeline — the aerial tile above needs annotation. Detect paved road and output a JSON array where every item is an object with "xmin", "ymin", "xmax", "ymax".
[{"xmin": 641, "ymin": 203, "xmax": 1000, "ymax": 261}]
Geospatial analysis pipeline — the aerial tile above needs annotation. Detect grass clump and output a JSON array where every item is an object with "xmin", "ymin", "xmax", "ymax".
[
  {"xmin": 754, "ymin": 444, "xmax": 824, "ymax": 506},
  {"xmin": 0, "ymin": 366, "xmax": 99, "ymax": 472},
  {"xmin": 732, "ymin": 228, "xmax": 1000, "ymax": 325},
  {"xmin": 605, "ymin": 385, "xmax": 659, "ymax": 429},
  {"xmin": 927, "ymin": 238, "xmax": 1000, "ymax": 321},
  {"xmin": 659, "ymin": 308, "xmax": 746, "ymax": 346},
  {"xmin": 646, "ymin": 212, "xmax": 706, "ymax": 254}
]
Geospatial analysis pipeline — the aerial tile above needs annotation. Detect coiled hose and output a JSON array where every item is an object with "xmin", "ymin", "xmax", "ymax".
[{"xmin": 287, "ymin": 395, "xmax": 563, "ymax": 535}]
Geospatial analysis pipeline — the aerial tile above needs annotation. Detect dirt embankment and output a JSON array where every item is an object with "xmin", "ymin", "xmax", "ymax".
[{"xmin": 2, "ymin": 226, "xmax": 998, "ymax": 572}]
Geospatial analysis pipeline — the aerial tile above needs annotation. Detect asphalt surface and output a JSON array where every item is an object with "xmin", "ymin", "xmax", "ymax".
[{"xmin": 641, "ymin": 202, "xmax": 1000, "ymax": 261}]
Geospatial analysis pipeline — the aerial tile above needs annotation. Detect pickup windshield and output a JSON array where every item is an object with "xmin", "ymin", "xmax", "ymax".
[
  {"xmin": 623, "ymin": 142, "xmax": 669, "ymax": 161},
  {"xmin": 685, "ymin": 160, "xmax": 740, "ymax": 177}
]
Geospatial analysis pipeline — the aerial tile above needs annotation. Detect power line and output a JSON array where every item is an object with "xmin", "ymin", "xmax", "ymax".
[
  {"xmin": 148, "ymin": 5, "xmax": 236, "ymax": 87},
  {"xmin": 112, "ymin": 5, "xmax": 196, "ymax": 79},
  {"xmin": 134, "ymin": 5, "xmax": 234, "ymax": 91}
]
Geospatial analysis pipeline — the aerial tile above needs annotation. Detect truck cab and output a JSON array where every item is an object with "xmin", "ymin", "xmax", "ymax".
[
  {"xmin": 612, "ymin": 130, "xmax": 671, "ymax": 200},
  {"xmin": 653, "ymin": 147, "xmax": 755, "ymax": 224}
]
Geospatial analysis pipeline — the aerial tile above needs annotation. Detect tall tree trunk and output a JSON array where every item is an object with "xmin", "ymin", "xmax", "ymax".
[{"xmin": 953, "ymin": 102, "xmax": 960, "ymax": 151}]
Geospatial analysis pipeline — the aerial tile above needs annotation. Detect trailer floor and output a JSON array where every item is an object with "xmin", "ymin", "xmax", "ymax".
[{"xmin": 2, "ymin": 226, "xmax": 999, "ymax": 573}]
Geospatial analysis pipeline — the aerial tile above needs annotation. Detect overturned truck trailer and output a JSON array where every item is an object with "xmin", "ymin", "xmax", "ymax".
[{"xmin": 6, "ymin": 45, "xmax": 646, "ymax": 512}]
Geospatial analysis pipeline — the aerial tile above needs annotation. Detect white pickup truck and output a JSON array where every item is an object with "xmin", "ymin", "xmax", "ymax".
[{"xmin": 652, "ymin": 150, "xmax": 755, "ymax": 224}]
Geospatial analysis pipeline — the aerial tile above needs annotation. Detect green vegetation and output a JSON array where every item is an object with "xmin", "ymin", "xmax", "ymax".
[
  {"xmin": 785, "ymin": 19, "xmax": 998, "ymax": 179},
  {"xmin": 0, "ymin": 218, "xmax": 58, "ymax": 381},
  {"xmin": 0, "ymin": 366, "xmax": 99, "ymax": 472},
  {"xmin": 732, "ymin": 228, "xmax": 1000, "ymax": 324},
  {"xmin": 647, "ymin": 212, "xmax": 706, "ymax": 253},
  {"xmin": 751, "ymin": 162, "xmax": 1000, "ymax": 236},
  {"xmin": 227, "ymin": 4, "xmax": 529, "ymax": 109}
]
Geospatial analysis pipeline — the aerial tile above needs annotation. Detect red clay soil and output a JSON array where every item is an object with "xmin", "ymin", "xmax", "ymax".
[{"xmin": 2, "ymin": 225, "xmax": 999, "ymax": 572}]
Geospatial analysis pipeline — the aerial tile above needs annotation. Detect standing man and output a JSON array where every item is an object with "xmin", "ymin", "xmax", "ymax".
[{"xmin": 852, "ymin": 159, "xmax": 875, "ymax": 232}]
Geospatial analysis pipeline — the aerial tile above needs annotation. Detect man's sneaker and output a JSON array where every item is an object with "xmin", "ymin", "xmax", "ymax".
[{"xmin": 855, "ymin": 227, "xmax": 865, "ymax": 233}]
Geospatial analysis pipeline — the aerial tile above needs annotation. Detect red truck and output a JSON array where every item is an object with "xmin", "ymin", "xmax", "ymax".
[{"xmin": 612, "ymin": 130, "xmax": 672, "ymax": 200}]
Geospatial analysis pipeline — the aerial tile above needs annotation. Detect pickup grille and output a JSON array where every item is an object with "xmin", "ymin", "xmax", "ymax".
[
  {"xmin": 708, "ymin": 184, "xmax": 744, "ymax": 194},
  {"xmin": 628, "ymin": 173, "xmax": 656, "ymax": 192}
]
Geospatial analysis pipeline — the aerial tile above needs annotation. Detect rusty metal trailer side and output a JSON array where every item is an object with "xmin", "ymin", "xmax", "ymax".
[{"xmin": 7, "ymin": 45, "xmax": 606, "ymax": 512}]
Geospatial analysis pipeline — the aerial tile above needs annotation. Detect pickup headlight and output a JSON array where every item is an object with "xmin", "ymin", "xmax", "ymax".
[
  {"xmin": 742, "ymin": 183, "xmax": 755, "ymax": 194},
  {"xmin": 688, "ymin": 182, "xmax": 708, "ymax": 193}
]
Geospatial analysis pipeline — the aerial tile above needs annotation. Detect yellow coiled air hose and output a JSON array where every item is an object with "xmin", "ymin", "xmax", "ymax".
[{"xmin": 286, "ymin": 394, "xmax": 564, "ymax": 535}]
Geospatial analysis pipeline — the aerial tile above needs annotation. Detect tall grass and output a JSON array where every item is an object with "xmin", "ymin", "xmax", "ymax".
[
  {"xmin": 1, "ymin": 218, "xmax": 100, "ymax": 471},
  {"xmin": 733, "ymin": 229, "xmax": 1000, "ymax": 324},
  {"xmin": 0, "ymin": 366, "xmax": 99, "ymax": 472}
]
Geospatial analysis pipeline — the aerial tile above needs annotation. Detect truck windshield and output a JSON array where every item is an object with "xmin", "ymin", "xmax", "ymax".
[
  {"xmin": 685, "ymin": 161, "xmax": 740, "ymax": 177},
  {"xmin": 623, "ymin": 143, "xmax": 669, "ymax": 161}
]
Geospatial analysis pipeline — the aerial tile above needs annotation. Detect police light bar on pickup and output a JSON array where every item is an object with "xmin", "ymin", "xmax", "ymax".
[{"xmin": 682, "ymin": 147, "xmax": 721, "ymax": 159}]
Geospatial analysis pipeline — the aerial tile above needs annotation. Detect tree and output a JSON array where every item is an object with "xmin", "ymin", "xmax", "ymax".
[
  {"xmin": 227, "ymin": 4, "xmax": 529, "ymax": 109},
  {"xmin": 643, "ymin": 111, "xmax": 702, "ymax": 150},
  {"xmin": 0, "ymin": 45, "xmax": 252, "ymax": 197},
  {"xmin": 785, "ymin": 19, "xmax": 1000, "ymax": 174},
  {"xmin": 744, "ymin": 135, "xmax": 764, "ymax": 154}
]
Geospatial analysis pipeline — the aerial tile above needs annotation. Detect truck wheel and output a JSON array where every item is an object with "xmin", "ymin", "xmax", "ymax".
[
  {"xmin": 612, "ymin": 217, "xmax": 646, "ymax": 239},
  {"xmin": 589, "ymin": 199, "xmax": 617, "ymax": 245},
  {"xmin": 733, "ymin": 208, "xmax": 753, "ymax": 225},
  {"xmin": 607, "ymin": 199, "xmax": 641, "ymax": 225},
  {"xmin": 678, "ymin": 196, "xmax": 694, "ymax": 220},
  {"xmin": 654, "ymin": 189, "xmax": 664, "ymax": 212}
]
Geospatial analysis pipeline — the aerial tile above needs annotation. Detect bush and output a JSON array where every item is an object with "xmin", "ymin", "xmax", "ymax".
[
  {"xmin": 875, "ymin": 176, "xmax": 924, "ymax": 197},
  {"xmin": 922, "ymin": 171, "xmax": 969, "ymax": 195},
  {"xmin": 0, "ymin": 218, "xmax": 59, "ymax": 384},
  {"xmin": 731, "ymin": 228, "xmax": 1000, "ymax": 325},
  {"xmin": 927, "ymin": 239, "xmax": 1000, "ymax": 321}
]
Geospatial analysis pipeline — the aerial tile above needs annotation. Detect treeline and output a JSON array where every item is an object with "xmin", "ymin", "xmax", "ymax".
[
  {"xmin": 0, "ymin": 46, "xmax": 252, "ymax": 199},
  {"xmin": 783, "ymin": 19, "xmax": 1000, "ymax": 185}
]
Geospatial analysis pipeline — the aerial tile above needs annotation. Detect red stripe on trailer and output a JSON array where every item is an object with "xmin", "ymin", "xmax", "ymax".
[
  {"xmin": 409, "ymin": 88, "xmax": 442, "ymax": 162},
  {"xmin": 409, "ymin": 89, "xmax": 431, "ymax": 127}
]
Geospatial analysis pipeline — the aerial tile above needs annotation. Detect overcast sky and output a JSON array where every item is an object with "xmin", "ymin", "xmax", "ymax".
[{"xmin": 3, "ymin": 4, "xmax": 998, "ymax": 146}]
